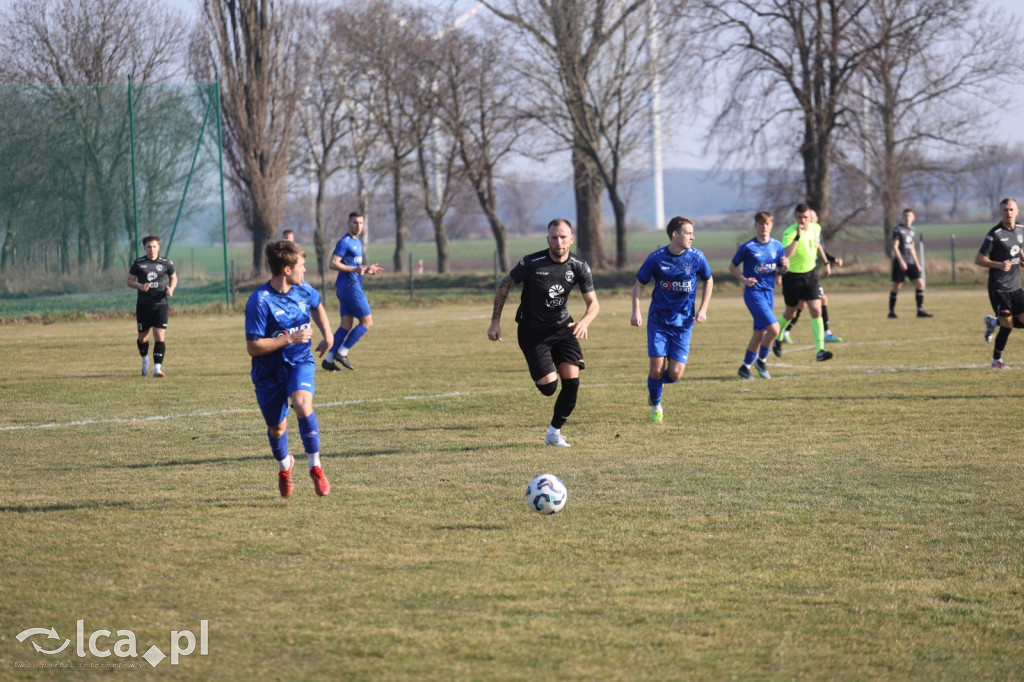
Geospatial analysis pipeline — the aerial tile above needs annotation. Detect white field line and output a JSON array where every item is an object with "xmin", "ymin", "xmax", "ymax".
[
  {"xmin": 0, "ymin": 390, "xmax": 506, "ymax": 432},
  {"xmin": 0, "ymin": 348, "xmax": 996, "ymax": 432}
]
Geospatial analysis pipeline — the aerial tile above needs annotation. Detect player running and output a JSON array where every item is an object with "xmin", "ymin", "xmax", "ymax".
[
  {"xmin": 323, "ymin": 212, "xmax": 383, "ymax": 371},
  {"xmin": 729, "ymin": 211, "xmax": 788, "ymax": 379},
  {"xmin": 631, "ymin": 216, "xmax": 713, "ymax": 422},
  {"xmin": 246, "ymin": 240, "xmax": 334, "ymax": 498},
  {"xmin": 127, "ymin": 235, "xmax": 177, "ymax": 378},
  {"xmin": 487, "ymin": 218, "xmax": 600, "ymax": 447}
]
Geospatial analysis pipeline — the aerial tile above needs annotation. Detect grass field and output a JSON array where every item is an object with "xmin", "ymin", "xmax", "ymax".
[{"xmin": 3, "ymin": 285, "xmax": 1023, "ymax": 679}]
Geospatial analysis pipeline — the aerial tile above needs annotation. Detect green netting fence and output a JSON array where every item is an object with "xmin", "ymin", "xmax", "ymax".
[{"xmin": 0, "ymin": 79, "xmax": 228, "ymax": 305}]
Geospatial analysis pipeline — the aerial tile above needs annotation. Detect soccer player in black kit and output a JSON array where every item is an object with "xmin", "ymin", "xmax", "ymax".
[
  {"xmin": 127, "ymin": 235, "xmax": 177, "ymax": 377},
  {"xmin": 888, "ymin": 208, "xmax": 932, "ymax": 319},
  {"xmin": 975, "ymin": 198, "xmax": 1023, "ymax": 369},
  {"xmin": 487, "ymin": 218, "xmax": 600, "ymax": 447}
]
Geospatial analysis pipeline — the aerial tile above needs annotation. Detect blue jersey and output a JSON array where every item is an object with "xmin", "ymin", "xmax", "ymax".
[
  {"xmin": 636, "ymin": 246, "xmax": 712, "ymax": 327},
  {"xmin": 245, "ymin": 281, "xmax": 322, "ymax": 380},
  {"xmin": 731, "ymin": 238, "xmax": 785, "ymax": 291},
  {"xmin": 332, "ymin": 233, "xmax": 364, "ymax": 292}
]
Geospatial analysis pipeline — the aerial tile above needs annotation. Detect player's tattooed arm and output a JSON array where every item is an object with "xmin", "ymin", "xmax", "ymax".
[
  {"xmin": 491, "ymin": 273, "xmax": 514, "ymax": 320},
  {"xmin": 487, "ymin": 273, "xmax": 515, "ymax": 341}
]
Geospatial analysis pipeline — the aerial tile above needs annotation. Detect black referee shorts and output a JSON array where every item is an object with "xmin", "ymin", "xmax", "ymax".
[{"xmin": 781, "ymin": 271, "xmax": 821, "ymax": 308}]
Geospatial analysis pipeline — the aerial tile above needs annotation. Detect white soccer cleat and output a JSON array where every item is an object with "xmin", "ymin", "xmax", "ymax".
[{"xmin": 544, "ymin": 431, "xmax": 571, "ymax": 447}]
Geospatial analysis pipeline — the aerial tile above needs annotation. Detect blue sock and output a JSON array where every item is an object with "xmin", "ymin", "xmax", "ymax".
[
  {"xmin": 343, "ymin": 324, "xmax": 368, "ymax": 350},
  {"xmin": 267, "ymin": 430, "xmax": 288, "ymax": 462},
  {"xmin": 758, "ymin": 345, "xmax": 770, "ymax": 362},
  {"xmin": 647, "ymin": 375, "xmax": 663, "ymax": 406},
  {"xmin": 743, "ymin": 350, "xmax": 756, "ymax": 366},
  {"xmin": 298, "ymin": 413, "xmax": 320, "ymax": 455},
  {"xmin": 329, "ymin": 325, "xmax": 345, "ymax": 354}
]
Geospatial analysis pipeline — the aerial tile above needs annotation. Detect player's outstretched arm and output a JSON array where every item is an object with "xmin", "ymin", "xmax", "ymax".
[{"xmin": 488, "ymin": 273, "xmax": 514, "ymax": 341}]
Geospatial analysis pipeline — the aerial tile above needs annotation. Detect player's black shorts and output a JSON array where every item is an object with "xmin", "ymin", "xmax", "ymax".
[
  {"xmin": 781, "ymin": 271, "xmax": 821, "ymax": 308},
  {"xmin": 136, "ymin": 299, "xmax": 169, "ymax": 332},
  {"xmin": 891, "ymin": 260, "xmax": 922, "ymax": 283},
  {"xmin": 988, "ymin": 288, "xmax": 1024, "ymax": 318},
  {"xmin": 517, "ymin": 323, "xmax": 585, "ymax": 382}
]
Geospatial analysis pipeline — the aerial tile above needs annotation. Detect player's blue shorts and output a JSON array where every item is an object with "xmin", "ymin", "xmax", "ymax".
[
  {"xmin": 647, "ymin": 320, "xmax": 693, "ymax": 365},
  {"xmin": 253, "ymin": 360, "xmax": 316, "ymax": 426},
  {"xmin": 336, "ymin": 286, "xmax": 371, "ymax": 319},
  {"xmin": 743, "ymin": 288, "xmax": 777, "ymax": 331}
]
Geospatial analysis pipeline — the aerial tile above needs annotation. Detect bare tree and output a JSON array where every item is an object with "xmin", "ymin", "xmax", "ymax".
[
  {"xmin": 840, "ymin": 0, "xmax": 1024, "ymax": 249},
  {"xmin": 0, "ymin": 0, "xmax": 191, "ymax": 270},
  {"xmin": 702, "ymin": 0, "xmax": 876, "ymax": 236},
  {"xmin": 192, "ymin": 0, "xmax": 301, "ymax": 276},
  {"xmin": 482, "ymin": 0, "xmax": 660, "ymax": 268},
  {"xmin": 968, "ymin": 144, "xmax": 1024, "ymax": 219},
  {"xmin": 0, "ymin": 0, "xmax": 187, "ymax": 84},
  {"xmin": 393, "ymin": 13, "xmax": 471, "ymax": 274},
  {"xmin": 438, "ymin": 30, "xmax": 527, "ymax": 273},
  {"xmin": 291, "ymin": 1, "xmax": 367, "ymax": 290},
  {"xmin": 350, "ymin": 0, "xmax": 426, "ymax": 273}
]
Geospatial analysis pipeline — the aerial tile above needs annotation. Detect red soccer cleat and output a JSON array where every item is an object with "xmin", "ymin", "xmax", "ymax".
[
  {"xmin": 278, "ymin": 455, "xmax": 294, "ymax": 498},
  {"xmin": 309, "ymin": 466, "xmax": 331, "ymax": 496}
]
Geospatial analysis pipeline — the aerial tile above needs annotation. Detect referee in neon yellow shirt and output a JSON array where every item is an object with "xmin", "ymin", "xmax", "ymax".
[{"xmin": 772, "ymin": 203, "xmax": 833, "ymax": 362}]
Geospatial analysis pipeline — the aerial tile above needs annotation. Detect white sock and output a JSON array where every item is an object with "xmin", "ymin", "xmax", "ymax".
[
  {"xmin": 154, "ymin": 363, "xmax": 162, "ymax": 373},
  {"xmin": 278, "ymin": 454, "xmax": 292, "ymax": 472},
  {"xmin": 547, "ymin": 425, "xmax": 559, "ymax": 436},
  {"xmin": 307, "ymin": 452, "xmax": 321, "ymax": 469},
  {"xmin": 324, "ymin": 351, "xmax": 334, "ymax": 362},
  {"xmin": 339, "ymin": 348, "xmax": 349, "ymax": 357}
]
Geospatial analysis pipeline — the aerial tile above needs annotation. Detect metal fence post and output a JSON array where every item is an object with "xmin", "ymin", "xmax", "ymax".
[{"xmin": 950, "ymin": 235, "xmax": 956, "ymax": 285}]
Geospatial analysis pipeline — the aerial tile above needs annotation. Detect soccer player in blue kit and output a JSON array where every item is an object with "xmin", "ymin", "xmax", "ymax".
[
  {"xmin": 729, "ymin": 211, "xmax": 788, "ymax": 380},
  {"xmin": 323, "ymin": 212, "xmax": 383, "ymax": 371},
  {"xmin": 631, "ymin": 217, "xmax": 713, "ymax": 423},
  {"xmin": 246, "ymin": 240, "xmax": 335, "ymax": 498}
]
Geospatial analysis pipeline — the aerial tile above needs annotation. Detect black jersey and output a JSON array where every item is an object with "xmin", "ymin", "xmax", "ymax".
[
  {"xmin": 891, "ymin": 222, "xmax": 916, "ymax": 261},
  {"xmin": 978, "ymin": 223, "xmax": 1024, "ymax": 293},
  {"xmin": 510, "ymin": 249, "xmax": 595, "ymax": 331},
  {"xmin": 129, "ymin": 256, "xmax": 175, "ymax": 303}
]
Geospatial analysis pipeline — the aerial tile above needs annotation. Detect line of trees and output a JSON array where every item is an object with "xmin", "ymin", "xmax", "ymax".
[{"xmin": 1, "ymin": 0, "xmax": 1022, "ymax": 279}]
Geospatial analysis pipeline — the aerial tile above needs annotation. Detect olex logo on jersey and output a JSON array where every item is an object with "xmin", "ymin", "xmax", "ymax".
[{"xmin": 14, "ymin": 619, "xmax": 209, "ymax": 669}]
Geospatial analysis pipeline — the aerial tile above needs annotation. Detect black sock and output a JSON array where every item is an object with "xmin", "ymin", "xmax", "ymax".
[
  {"xmin": 154, "ymin": 341, "xmax": 166, "ymax": 365},
  {"xmin": 790, "ymin": 309, "xmax": 801, "ymax": 331},
  {"xmin": 822, "ymin": 305, "xmax": 830, "ymax": 331},
  {"xmin": 916, "ymin": 290, "xmax": 924, "ymax": 311},
  {"xmin": 889, "ymin": 291, "xmax": 897, "ymax": 312},
  {"xmin": 551, "ymin": 378, "xmax": 579, "ymax": 429},
  {"xmin": 137, "ymin": 340, "xmax": 149, "ymax": 357},
  {"xmin": 994, "ymin": 327, "xmax": 1011, "ymax": 359}
]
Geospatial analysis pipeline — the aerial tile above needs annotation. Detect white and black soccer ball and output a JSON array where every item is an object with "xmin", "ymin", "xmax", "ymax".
[{"xmin": 525, "ymin": 474, "xmax": 567, "ymax": 515}]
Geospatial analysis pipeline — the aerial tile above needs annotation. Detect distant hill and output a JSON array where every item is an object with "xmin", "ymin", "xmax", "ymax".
[{"xmin": 512, "ymin": 168, "xmax": 762, "ymax": 230}]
